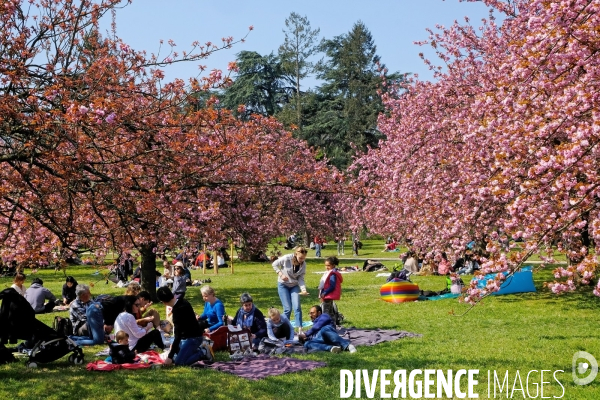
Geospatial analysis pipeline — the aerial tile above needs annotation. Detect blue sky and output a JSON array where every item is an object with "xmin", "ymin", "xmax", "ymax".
[{"xmin": 105, "ymin": 0, "xmax": 493, "ymax": 88}]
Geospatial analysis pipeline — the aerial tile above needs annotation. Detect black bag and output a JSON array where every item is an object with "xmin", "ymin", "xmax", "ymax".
[
  {"xmin": 387, "ymin": 266, "xmax": 411, "ymax": 282},
  {"xmin": 53, "ymin": 316, "xmax": 73, "ymax": 337},
  {"xmin": 0, "ymin": 344, "xmax": 16, "ymax": 364}
]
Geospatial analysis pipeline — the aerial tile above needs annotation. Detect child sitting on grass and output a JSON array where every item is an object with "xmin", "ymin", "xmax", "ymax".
[
  {"xmin": 266, "ymin": 308, "xmax": 295, "ymax": 342},
  {"xmin": 109, "ymin": 330, "xmax": 137, "ymax": 364}
]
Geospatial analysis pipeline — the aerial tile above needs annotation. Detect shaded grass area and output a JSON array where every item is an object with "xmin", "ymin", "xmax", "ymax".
[{"xmin": 0, "ymin": 242, "xmax": 598, "ymax": 399}]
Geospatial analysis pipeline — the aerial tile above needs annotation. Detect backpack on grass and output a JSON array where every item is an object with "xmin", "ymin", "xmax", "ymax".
[{"xmin": 53, "ymin": 316, "xmax": 73, "ymax": 337}]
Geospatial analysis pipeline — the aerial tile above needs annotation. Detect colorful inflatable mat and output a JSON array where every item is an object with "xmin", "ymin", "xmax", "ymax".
[{"xmin": 380, "ymin": 280, "xmax": 420, "ymax": 303}]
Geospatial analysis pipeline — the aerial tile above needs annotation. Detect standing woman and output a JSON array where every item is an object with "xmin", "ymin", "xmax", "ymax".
[{"xmin": 272, "ymin": 246, "xmax": 309, "ymax": 329}]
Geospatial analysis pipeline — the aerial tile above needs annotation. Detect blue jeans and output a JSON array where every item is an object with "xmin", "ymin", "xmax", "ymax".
[
  {"xmin": 337, "ymin": 241, "xmax": 344, "ymax": 255},
  {"xmin": 71, "ymin": 302, "xmax": 105, "ymax": 346},
  {"xmin": 277, "ymin": 282, "xmax": 302, "ymax": 328},
  {"xmin": 174, "ymin": 337, "xmax": 204, "ymax": 366},
  {"xmin": 304, "ymin": 325, "xmax": 350, "ymax": 352},
  {"xmin": 315, "ymin": 244, "xmax": 321, "ymax": 257}
]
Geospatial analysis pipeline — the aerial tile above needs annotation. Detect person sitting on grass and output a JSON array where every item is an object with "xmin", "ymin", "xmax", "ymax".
[
  {"xmin": 403, "ymin": 251, "xmax": 419, "ymax": 274},
  {"xmin": 125, "ymin": 281, "xmax": 141, "ymax": 296},
  {"xmin": 135, "ymin": 291, "xmax": 160, "ymax": 329},
  {"xmin": 157, "ymin": 286, "xmax": 209, "ymax": 366},
  {"xmin": 69, "ymin": 284, "xmax": 107, "ymax": 346},
  {"xmin": 266, "ymin": 308, "xmax": 295, "ymax": 342},
  {"xmin": 109, "ymin": 330, "xmax": 137, "ymax": 364},
  {"xmin": 62, "ymin": 276, "xmax": 78, "ymax": 305},
  {"xmin": 10, "ymin": 273, "xmax": 26, "ymax": 296},
  {"xmin": 457, "ymin": 251, "xmax": 477, "ymax": 275},
  {"xmin": 436, "ymin": 252, "xmax": 451, "ymax": 275},
  {"xmin": 383, "ymin": 239, "xmax": 397, "ymax": 252},
  {"xmin": 232, "ymin": 293, "xmax": 267, "ymax": 350},
  {"xmin": 216, "ymin": 251, "xmax": 228, "ymax": 269},
  {"xmin": 113, "ymin": 296, "xmax": 165, "ymax": 353},
  {"xmin": 298, "ymin": 305, "xmax": 356, "ymax": 354},
  {"xmin": 25, "ymin": 278, "xmax": 57, "ymax": 314},
  {"xmin": 198, "ymin": 285, "xmax": 225, "ymax": 333}
]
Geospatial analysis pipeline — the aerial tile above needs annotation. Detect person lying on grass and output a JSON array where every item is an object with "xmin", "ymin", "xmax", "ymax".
[{"xmin": 298, "ymin": 305, "xmax": 356, "ymax": 354}]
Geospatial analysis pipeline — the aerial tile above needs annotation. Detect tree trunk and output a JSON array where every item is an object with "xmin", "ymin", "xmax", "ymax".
[
  {"xmin": 303, "ymin": 230, "xmax": 311, "ymax": 247},
  {"xmin": 139, "ymin": 242, "xmax": 157, "ymax": 299}
]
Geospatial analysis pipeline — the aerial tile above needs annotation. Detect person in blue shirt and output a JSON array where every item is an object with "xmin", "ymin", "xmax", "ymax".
[
  {"xmin": 198, "ymin": 285, "xmax": 225, "ymax": 332},
  {"xmin": 298, "ymin": 305, "xmax": 356, "ymax": 353}
]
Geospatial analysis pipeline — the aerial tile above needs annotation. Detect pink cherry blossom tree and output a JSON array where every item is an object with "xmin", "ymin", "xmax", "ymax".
[
  {"xmin": 351, "ymin": 0, "xmax": 600, "ymax": 302},
  {"xmin": 0, "ymin": 0, "xmax": 342, "ymax": 295}
]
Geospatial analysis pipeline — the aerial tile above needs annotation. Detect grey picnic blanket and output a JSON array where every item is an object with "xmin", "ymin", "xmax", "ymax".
[
  {"xmin": 337, "ymin": 327, "xmax": 422, "ymax": 346},
  {"xmin": 194, "ymin": 354, "xmax": 325, "ymax": 380}
]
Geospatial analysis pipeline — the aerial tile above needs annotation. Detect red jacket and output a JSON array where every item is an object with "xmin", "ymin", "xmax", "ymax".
[{"xmin": 322, "ymin": 270, "xmax": 343, "ymax": 300}]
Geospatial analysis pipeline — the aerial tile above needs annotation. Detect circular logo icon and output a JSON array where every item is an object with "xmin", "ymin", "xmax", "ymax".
[{"xmin": 572, "ymin": 351, "xmax": 598, "ymax": 386}]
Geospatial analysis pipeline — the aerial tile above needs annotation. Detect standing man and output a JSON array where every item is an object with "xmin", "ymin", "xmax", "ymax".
[
  {"xmin": 314, "ymin": 235, "xmax": 324, "ymax": 258},
  {"xmin": 336, "ymin": 235, "xmax": 346, "ymax": 256},
  {"xmin": 299, "ymin": 305, "xmax": 356, "ymax": 353}
]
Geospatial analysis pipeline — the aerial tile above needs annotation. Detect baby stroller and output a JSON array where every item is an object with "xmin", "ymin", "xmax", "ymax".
[{"xmin": 0, "ymin": 288, "xmax": 84, "ymax": 368}]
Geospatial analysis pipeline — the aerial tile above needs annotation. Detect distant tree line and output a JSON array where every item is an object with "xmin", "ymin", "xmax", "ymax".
[{"xmin": 212, "ymin": 13, "xmax": 407, "ymax": 170}]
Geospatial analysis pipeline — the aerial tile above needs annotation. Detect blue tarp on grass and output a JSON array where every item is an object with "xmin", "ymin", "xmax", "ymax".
[{"xmin": 474, "ymin": 266, "xmax": 537, "ymax": 295}]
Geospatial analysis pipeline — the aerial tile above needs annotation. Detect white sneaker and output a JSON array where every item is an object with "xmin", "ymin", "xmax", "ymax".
[
  {"xmin": 347, "ymin": 344, "xmax": 357, "ymax": 353},
  {"xmin": 330, "ymin": 346, "xmax": 342, "ymax": 353}
]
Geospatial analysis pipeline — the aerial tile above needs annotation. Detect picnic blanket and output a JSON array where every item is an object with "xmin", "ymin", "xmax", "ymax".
[
  {"xmin": 420, "ymin": 293, "xmax": 460, "ymax": 301},
  {"xmin": 337, "ymin": 327, "xmax": 422, "ymax": 346},
  {"xmin": 86, "ymin": 351, "xmax": 164, "ymax": 371},
  {"xmin": 194, "ymin": 354, "xmax": 325, "ymax": 380}
]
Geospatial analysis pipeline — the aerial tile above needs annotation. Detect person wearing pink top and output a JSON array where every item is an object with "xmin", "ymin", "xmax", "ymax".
[{"xmin": 437, "ymin": 252, "xmax": 451, "ymax": 275}]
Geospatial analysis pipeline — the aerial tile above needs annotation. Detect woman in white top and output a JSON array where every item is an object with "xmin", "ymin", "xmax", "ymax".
[
  {"xmin": 272, "ymin": 246, "xmax": 309, "ymax": 329},
  {"xmin": 113, "ymin": 296, "xmax": 165, "ymax": 352},
  {"xmin": 11, "ymin": 273, "xmax": 26, "ymax": 296}
]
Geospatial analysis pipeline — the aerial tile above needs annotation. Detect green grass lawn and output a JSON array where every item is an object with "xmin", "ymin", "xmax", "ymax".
[{"xmin": 0, "ymin": 240, "xmax": 598, "ymax": 399}]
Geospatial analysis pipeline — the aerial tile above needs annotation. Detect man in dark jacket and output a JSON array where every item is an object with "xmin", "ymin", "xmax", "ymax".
[
  {"xmin": 299, "ymin": 305, "xmax": 356, "ymax": 353},
  {"xmin": 157, "ymin": 286, "xmax": 207, "ymax": 366}
]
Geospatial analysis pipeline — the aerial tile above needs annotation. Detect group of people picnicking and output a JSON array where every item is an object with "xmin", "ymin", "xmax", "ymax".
[
  {"xmin": 4, "ymin": 244, "xmax": 355, "ymax": 368},
  {"xmin": 271, "ymin": 246, "xmax": 355, "ymax": 353},
  {"xmin": 400, "ymin": 248, "xmax": 484, "ymax": 276},
  {"xmin": 8, "ymin": 273, "xmax": 79, "ymax": 314}
]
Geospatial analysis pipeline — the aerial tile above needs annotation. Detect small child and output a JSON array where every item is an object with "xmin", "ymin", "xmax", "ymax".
[
  {"xmin": 266, "ymin": 308, "xmax": 294, "ymax": 341},
  {"xmin": 109, "ymin": 331, "xmax": 137, "ymax": 364},
  {"xmin": 318, "ymin": 256, "xmax": 343, "ymax": 323}
]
